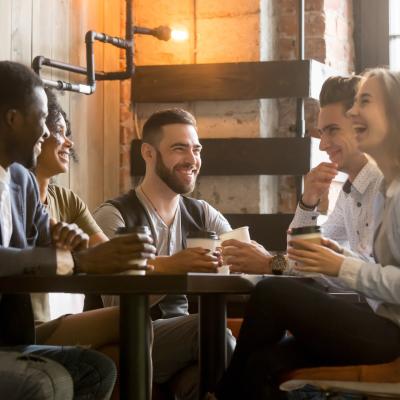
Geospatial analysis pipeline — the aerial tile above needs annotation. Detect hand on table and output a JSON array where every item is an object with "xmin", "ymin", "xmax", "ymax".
[
  {"xmin": 153, "ymin": 248, "xmax": 220, "ymax": 274},
  {"xmin": 302, "ymin": 162, "xmax": 338, "ymax": 207},
  {"xmin": 74, "ymin": 232, "xmax": 156, "ymax": 274},
  {"xmin": 287, "ymin": 238, "xmax": 345, "ymax": 276},
  {"xmin": 50, "ymin": 218, "xmax": 89, "ymax": 251},
  {"xmin": 221, "ymin": 239, "xmax": 272, "ymax": 274}
]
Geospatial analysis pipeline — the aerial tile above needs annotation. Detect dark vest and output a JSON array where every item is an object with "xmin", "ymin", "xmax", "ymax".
[{"xmin": 107, "ymin": 190, "xmax": 206, "ymax": 318}]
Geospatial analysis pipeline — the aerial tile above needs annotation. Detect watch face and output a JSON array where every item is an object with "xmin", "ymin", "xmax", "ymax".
[{"xmin": 272, "ymin": 254, "xmax": 287, "ymax": 275}]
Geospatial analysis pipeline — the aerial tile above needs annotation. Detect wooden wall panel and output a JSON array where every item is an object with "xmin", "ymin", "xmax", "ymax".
[
  {"xmin": 103, "ymin": 0, "xmax": 121, "ymax": 201},
  {"xmin": 0, "ymin": 0, "xmax": 121, "ymax": 211},
  {"xmin": 69, "ymin": 0, "xmax": 105, "ymax": 210},
  {"xmin": 11, "ymin": 0, "xmax": 33, "ymax": 62},
  {"xmin": 51, "ymin": 0, "xmax": 71, "ymax": 189},
  {"xmin": 0, "ymin": 0, "xmax": 12, "ymax": 60}
]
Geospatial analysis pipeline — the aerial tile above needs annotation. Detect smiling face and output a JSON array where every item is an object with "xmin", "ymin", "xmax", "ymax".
[
  {"xmin": 151, "ymin": 123, "xmax": 202, "ymax": 194},
  {"xmin": 348, "ymin": 76, "xmax": 389, "ymax": 157},
  {"xmin": 317, "ymin": 102, "xmax": 362, "ymax": 172},
  {"xmin": 9, "ymin": 86, "xmax": 50, "ymax": 169},
  {"xmin": 36, "ymin": 113, "xmax": 73, "ymax": 177}
]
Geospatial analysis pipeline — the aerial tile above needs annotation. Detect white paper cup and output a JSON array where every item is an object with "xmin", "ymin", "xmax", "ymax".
[
  {"xmin": 217, "ymin": 265, "xmax": 230, "ymax": 275},
  {"xmin": 186, "ymin": 238, "xmax": 219, "ymax": 253},
  {"xmin": 219, "ymin": 226, "xmax": 251, "ymax": 244},
  {"xmin": 115, "ymin": 226, "xmax": 151, "ymax": 275}
]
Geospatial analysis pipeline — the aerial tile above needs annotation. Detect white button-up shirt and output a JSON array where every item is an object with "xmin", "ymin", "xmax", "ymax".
[
  {"xmin": 290, "ymin": 160, "xmax": 383, "ymax": 262},
  {"xmin": 0, "ymin": 165, "xmax": 12, "ymax": 247}
]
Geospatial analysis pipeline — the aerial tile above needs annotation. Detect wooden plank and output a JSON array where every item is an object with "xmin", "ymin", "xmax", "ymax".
[
  {"xmin": 103, "ymin": 0, "xmax": 121, "ymax": 200},
  {"xmin": 51, "ymin": 0, "xmax": 71, "ymax": 189},
  {"xmin": 32, "ymin": 0, "xmax": 71, "ymax": 188},
  {"xmin": 132, "ymin": 60, "xmax": 312, "ymax": 102},
  {"xmin": 130, "ymin": 138, "xmax": 311, "ymax": 176},
  {"xmin": 225, "ymin": 213, "xmax": 294, "ymax": 251},
  {"xmin": 0, "ymin": 0, "xmax": 12, "ymax": 60},
  {"xmin": 11, "ymin": 0, "xmax": 33, "ymax": 62},
  {"xmin": 32, "ymin": 0, "xmax": 53, "ymax": 80},
  {"xmin": 69, "ymin": 0, "xmax": 105, "ymax": 211}
]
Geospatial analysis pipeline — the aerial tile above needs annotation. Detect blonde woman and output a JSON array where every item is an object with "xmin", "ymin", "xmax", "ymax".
[{"xmin": 214, "ymin": 69, "xmax": 400, "ymax": 400}]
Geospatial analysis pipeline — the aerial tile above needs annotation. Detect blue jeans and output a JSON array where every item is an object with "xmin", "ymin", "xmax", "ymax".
[
  {"xmin": 0, "ymin": 350, "xmax": 73, "ymax": 399},
  {"xmin": 11, "ymin": 345, "xmax": 116, "ymax": 400}
]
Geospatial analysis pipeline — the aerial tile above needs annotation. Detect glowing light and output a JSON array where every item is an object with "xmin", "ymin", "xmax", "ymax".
[{"xmin": 171, "ymin": 28, "xmax": 189, "ymax": 42}]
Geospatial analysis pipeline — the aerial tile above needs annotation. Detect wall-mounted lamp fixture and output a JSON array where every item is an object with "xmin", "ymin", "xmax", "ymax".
[
  {"xmin": 32, "ymin": 0, "xmax": 186, "ymax": 95},
  {"xmin": 133, "ymin": 25, "xmax": 188, "ymax": 42}
]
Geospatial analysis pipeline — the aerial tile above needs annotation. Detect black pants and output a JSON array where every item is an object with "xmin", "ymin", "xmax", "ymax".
[{"xmin": 215, "ymin": 278, "xmax": 400, "ymax": 400}]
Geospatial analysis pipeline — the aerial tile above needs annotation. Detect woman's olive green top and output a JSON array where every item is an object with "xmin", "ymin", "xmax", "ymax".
[{"xmin": 32, "ymin": 184, "xmax": 102, "ymax": 324}]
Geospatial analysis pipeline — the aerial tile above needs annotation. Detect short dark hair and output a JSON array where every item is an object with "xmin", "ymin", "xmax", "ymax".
[
  {"xmin": 142, "ymin": 108, "xmax": 197, "ymax": 145},
  {"xmin": 45, "ymin": 88, "xmax": 71, "ymax": 137},
  {"xmin": 0, "ymin": 61, "xmax": 43, "ymax": 114},
  {"xmin": 319, "ymin": 75, "xmax": 362, "ymax": 111}
]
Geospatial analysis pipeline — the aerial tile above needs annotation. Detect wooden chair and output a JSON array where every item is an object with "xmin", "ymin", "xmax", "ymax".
[{"xmin": 280, "ymin": 358, "xmax": 400, "ymax": 398}]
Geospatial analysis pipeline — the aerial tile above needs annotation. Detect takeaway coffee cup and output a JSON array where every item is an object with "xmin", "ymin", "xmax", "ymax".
[
  {"xmin": 186, "ymin": 231, "xmax": 227, "ymax": 273},
  {"xmin": 115, "ymin": 226, "xmax": 152, "ymax": 275},
  {"xmin": 186, "ymin": 231, "xmax": 219, "ymax": 253},
  {"xmin": 288, "ymin": 225, "xmax": 322, "ymax": 276},
  {"xmin": 219, "ymin": 226, "xmax": 251, "ymax": 244},
  {"xmin": 289, "ymin": 225, "xmax": 322, "ymax": 245},
  {"xmin": 219, "ymin": 227, "xmax": 251, "ymax": 274}
]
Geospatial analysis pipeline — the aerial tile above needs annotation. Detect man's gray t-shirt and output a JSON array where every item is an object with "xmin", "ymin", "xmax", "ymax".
[{"xmin": 93, "ymin": 187, "xmax": 231, "ymax": 315}]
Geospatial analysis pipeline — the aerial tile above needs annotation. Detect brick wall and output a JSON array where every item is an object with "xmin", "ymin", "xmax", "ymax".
[
  {"xmin": 276, "ymin": 0, "xmax": 354, "ymax": 212},
  {"xmin": 120, "ymin": 0, "xmax": 355, "ymax": 213}
]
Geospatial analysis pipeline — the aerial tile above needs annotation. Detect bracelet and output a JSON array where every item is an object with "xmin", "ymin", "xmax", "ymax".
[{"xmin": 299, "ymin": 196, "xmax": 320, "ymax": 211}]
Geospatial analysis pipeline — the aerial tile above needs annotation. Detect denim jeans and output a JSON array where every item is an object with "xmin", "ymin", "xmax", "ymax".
[
  {"xmin": 0, "ymin": 350, "xmax": 73, "ymax": 399},
  {"xmin": 7, "ymin": 345, "xmax": 117, "ymax": 400}
]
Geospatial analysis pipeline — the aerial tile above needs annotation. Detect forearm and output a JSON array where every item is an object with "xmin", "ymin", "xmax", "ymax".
[
  {"xmin": 148, "ymin": 256, "xmax": 175, "ymax": 273},
  {"xmin": 0, "ymin": 247, "xmax": 58, "ymax": 276},
  {"xmin": 88, "ymin": 231, "xmax": 109, "ymax": 247},
  {"xmin": 339, "ymin": 258, "xmax": 400, "ymax": 304}
]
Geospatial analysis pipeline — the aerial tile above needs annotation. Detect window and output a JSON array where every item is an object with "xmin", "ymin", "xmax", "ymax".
[{"xmin": 389, "ymin": 0, "xmax": 400, "ymax": 68}]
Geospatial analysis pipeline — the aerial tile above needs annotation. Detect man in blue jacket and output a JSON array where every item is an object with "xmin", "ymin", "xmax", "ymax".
[{"xmin": 0, "ymin": 60, "xmax": 156, "ymax": 399}]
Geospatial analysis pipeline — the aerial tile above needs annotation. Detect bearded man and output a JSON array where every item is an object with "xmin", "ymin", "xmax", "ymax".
[{"xmin": 94, "ymin": 108, "xmax": 236, "ymax": 400}]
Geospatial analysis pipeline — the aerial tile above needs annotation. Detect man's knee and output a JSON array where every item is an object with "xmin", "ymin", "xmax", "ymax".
[
  {"xmin": 26, "ymin": 346, "xmax": 117, "ymax": 400},
  {"xmin": 153, "ymin": 314, "xmax": 199, "ymax": 383},
  {"xmin": 75, "ymin": 348, "xmax": 117, "ymax": 399},
  {"xmin": 0, "ymin": 351, "xmax": 73, "ymax": 400}
]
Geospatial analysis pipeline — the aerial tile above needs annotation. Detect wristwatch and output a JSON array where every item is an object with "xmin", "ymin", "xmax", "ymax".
[{"xmin": 271, "ymin": 253, "xmax": 288, "ymax": 275}]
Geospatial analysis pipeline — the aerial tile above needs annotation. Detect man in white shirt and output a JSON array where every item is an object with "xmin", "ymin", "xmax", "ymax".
[
  {"xmin": 222, "ymin": 75, "xmax": 383, "ymax": 276},
  {"xmin": 0, "ymin": 60, "xmax": 156, "ymax": 399}
]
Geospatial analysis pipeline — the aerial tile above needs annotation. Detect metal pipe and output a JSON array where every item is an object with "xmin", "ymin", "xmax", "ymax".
[
  {"xmin": 31, "ymin": 0, "xmax": 168, "ymax": 94},
  {"xmin": 85, "ymin": 31, "xmax": 96, "ymax": 90},
  {"xmin": 133, "ymin": 25, "xmax": 171, "ymax": 41},
  {"xmin": 295, "ymin": 0, "xmax": 305, "ymax": 201},
  {"xmin": 296, "ymin": 0, "xmax": 305, "ymax": 138},
  {"xmin": 32, "ymin": 55, "xmax": 107, "ymax": 79},
  {"xmin": 42, "ymin": 78, "xmax": 93, "ymax": 95}
]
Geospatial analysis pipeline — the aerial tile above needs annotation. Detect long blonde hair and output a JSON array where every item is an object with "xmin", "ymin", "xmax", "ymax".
[{"xmin": 362, "ymin": 68, "xmax": 400, "ymax": 174}]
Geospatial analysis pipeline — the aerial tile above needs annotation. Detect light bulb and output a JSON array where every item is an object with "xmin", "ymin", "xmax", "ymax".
[{"xmin": 170, "ymin": 28, "xmax": 189, "ymax": 42}]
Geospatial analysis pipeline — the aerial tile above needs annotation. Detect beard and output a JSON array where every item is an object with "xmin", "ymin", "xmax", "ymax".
[{"xmin": 155, "ymin": 150, "xmax": 197, "ymax": 194}]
